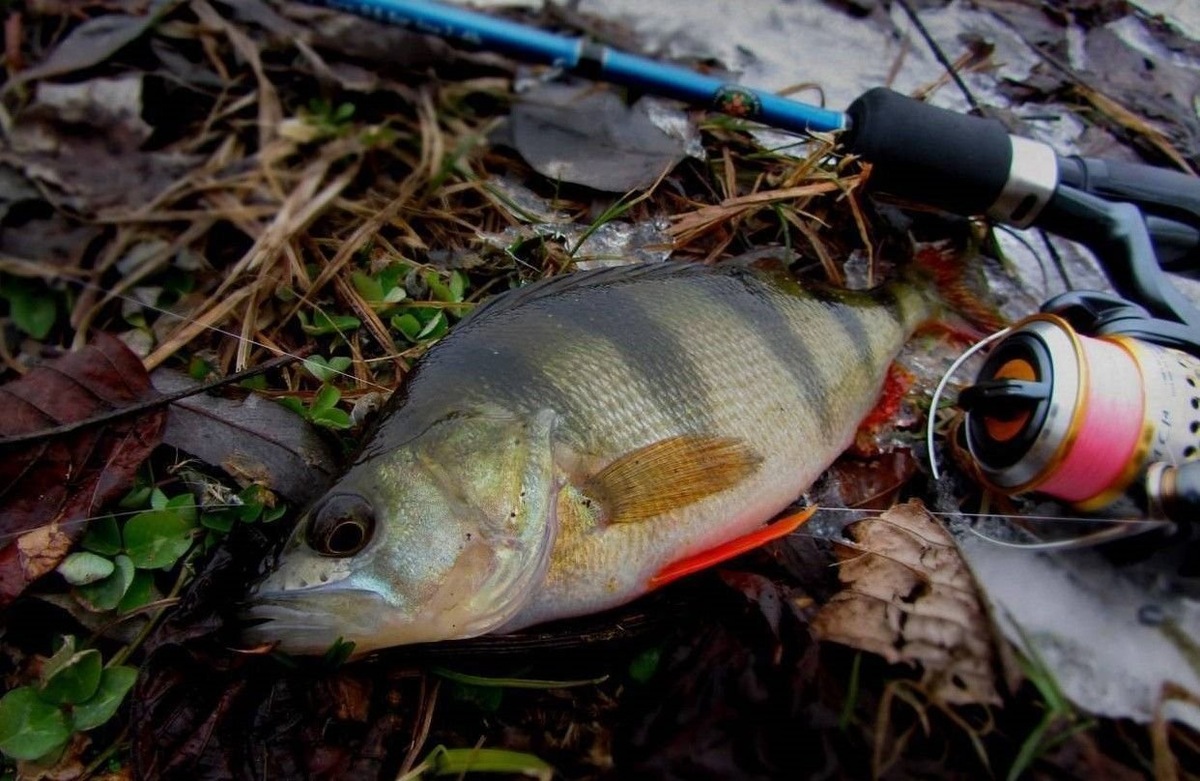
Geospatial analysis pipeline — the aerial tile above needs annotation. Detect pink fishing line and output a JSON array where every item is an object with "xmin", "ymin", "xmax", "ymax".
[{"xmin": 1039, "ymin": 336, "xmax": 1144, "ymax": 503}]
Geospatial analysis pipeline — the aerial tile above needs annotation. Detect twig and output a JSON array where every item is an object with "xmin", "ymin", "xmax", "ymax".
[
  {"xmin": 0, "ymin": 350, "xmax": 308, "ymax": 447},
  {"xmin": 895, "ymin": 0, "xmax": 982, "ymax": 114}
]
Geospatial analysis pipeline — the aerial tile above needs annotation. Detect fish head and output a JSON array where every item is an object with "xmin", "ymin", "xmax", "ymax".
[{"xmin": 242, "ymin": 407, "xmax": 559, "ymax": 656}]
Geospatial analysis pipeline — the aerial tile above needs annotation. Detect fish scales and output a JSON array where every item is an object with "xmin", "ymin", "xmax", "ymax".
[
  {"xmin": 245, "ymin": 262, "xmax": 930, "ymax": 654},
  {"xmin": 370, "ymin": 265, "xmax": 913, "ymax": 456}
]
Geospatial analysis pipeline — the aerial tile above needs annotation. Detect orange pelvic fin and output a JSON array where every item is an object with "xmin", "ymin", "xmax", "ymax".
[{"xmin": 648, "ymin": 506, "xmax": 817, "ymax": 589}]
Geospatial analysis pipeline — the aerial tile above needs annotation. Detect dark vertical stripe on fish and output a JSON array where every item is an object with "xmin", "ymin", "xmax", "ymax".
[
  {"xmin": 715, "ymin": 278, "xmax": 838, "ymax": 439},
  {"xmin": 360, "ymin": 333, "xmax": 584, "ymax": 458},
  {"xmin": 808, "ymin": 287, "xmax": 878, "ymax": 368},
  {"xmin": 558, "ymin": 285, "xmax": 715, "ymax": 433}
]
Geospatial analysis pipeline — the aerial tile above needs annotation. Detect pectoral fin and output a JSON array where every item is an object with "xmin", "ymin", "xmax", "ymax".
[
  {"xmin": 649, "ymin": 506, "xmax": 817, "ymax": 588},
  {"xmin": 584, "ymin": 435, "xmax": 761, "ymax": 525}
]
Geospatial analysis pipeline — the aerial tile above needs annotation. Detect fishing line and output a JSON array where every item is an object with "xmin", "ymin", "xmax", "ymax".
[
  {"xmin": 789, "ymin": 504, "xmax": 1166, "ymax": 526},
  {"xmin": 927, "ymin": 326, "xmax": 1012, "ymax": 480},
  {"xmin": 961, "ymin": 519, "xmax": 1171, "ymax": 551},
  {"xmin": 0, "ymin": 503, "xmax": 251, "ymax": 545},
  {"xmin": 787, "ymin": 505, "xmax": 1170, "ymax": 551}
]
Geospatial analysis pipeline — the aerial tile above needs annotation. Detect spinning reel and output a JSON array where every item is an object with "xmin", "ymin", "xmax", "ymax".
[{"xmin": 845, "ymin": 92, "xmax": 1200, "ymax": 523}]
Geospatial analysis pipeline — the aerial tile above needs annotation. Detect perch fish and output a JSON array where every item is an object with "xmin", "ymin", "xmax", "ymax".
[{"xmin": 244, "ymin": 262, "xmax": 932, "ymax": 655}]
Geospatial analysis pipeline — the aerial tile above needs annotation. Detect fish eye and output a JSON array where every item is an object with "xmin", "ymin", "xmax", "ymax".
[{"xmin": 307, "ymin": 494, "xmax": 376, "ymax": 557}]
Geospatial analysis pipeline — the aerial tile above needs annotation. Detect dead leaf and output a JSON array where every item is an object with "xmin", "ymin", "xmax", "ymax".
[
  {"xmin": 152, "ymin": 369, "xmax": 338, "ymax": 506},
  {"xmin": 811, "ymin": 499, "xmax": 1002, "ymax": 706},
  {"xmin": 509, "ymin": 82, "xmax": 696, "ymax": 192},
  {"xmin": 2, "ymin": 73, "xmax": 202, "ymax": 217},
  {"xmin": 6, "ymin": 1, "xmax": 175, "ymax": 89},
  {"xmin": 1, "ymin": 216, "xmax": 104, "ymax": 274},
  {"xmin": 0, "ymin": 333, "xmax": 166, "ymax": 606},
  {"xmin": 34, "ymin": 76, "xmax": 153, "ymax": 142}
]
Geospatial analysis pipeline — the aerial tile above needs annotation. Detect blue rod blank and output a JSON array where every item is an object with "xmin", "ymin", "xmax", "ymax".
[{"xmin": 309, "ymin": 0, "xmax": 848, "ymax": 134}]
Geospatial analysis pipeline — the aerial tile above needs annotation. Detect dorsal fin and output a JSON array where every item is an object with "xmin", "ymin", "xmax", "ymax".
[{"xmin": 460, "ymin": 262, "xmax": 724, "ymax": 327}]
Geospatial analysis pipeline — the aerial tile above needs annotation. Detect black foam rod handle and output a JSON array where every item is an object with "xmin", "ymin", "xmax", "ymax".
[{"xmin": 844, "ymin": 87, "xmax": 1013, "ymax": 215}]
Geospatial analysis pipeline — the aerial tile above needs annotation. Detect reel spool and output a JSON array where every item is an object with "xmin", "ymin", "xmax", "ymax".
[{"xmin": 959, "ymin": 313, "xmax": 1200, "ymax": 516}]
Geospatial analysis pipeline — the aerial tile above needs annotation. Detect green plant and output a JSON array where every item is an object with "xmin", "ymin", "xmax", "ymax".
[
  {"xmin": 397, "ymin": 745, "xmax": 553, "ymax": 781},
  {"xmin": 298, "ymin": 309, "xmax": 362, "ymax": 337},
  {"xmin": 627, "ymin": 645, "xmax": 662, "ymax": 684},
  {"xmin": 351, "ymin": 266, "xmax": 407, "ymax": 313},
  {"xmin": 301, "ymin": 354, "xmax": 353, "ymax": 383},
  {"xmin": 0, "ymin": 637, "xmax": 138, "ymax": 763},
  {"xmin": 390, "ymin": 269, "xmax": 471, "ymax": 345},
  {"xmin": 61, "ymin": 487, "xmax": 199, "ymax": 614},
  {"xmin": 199, "ymin": 483, "xmax": 287, "ymax": 537},
  {"xmin": 305, "ymin": 98, "xmax": 357, "ymax": 138},
  {"xmin": 0, "ymin": 275, "xmax": 60, "ymax": 339},
  {"xmin": 279, "ymin": 384, "xmax": 353, "ymax": 429},
  {"xmin": 1007, "ymin": 640, "xmax": 1095, "ymax": 781}
]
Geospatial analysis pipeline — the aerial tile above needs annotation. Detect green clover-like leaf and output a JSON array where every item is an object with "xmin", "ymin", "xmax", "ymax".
[
  {"xmin": 2, "ymin": 277, "xmax": 58, "ymax": 339},
  {"xmin": 311, "ymin": 407, "xmax": 353, "ymax": 430},
  {"xmin": 76, "ymin": 555, "xmax": 135, "ymax": 612},
  {"xmin": 300, "ymin": 310, "xmax": 361, "ymax": 336},
  {"xmin": 40, "ymin": 648, "xmax": 102, "ymax": 705},
  {"xmin": 57, "ymin": 552, "xmax": 115, "ymax": 586},
  {"xmin": 310, "ymin": 384, "xmax": 341, "ymax": 416},
  {"xmin": 117, "ymin": 570, "xmax": 158, "ymax": 614},
  {"xmin": 123, "ymin": 504, "xmax": 196, "ymax": 570},
  {"xmin": 71, "ymin": 666, "xmax": 138, "ymax": 731},
  {"xmin": 0, "ymin": 687, "xmax": 70, "ymax": 761},
  {"xmin": 81, "ymin": 515, "xmax": 122, "ymax": 556},
  {"xmin": 391, "ymin": 312, "xmax": 422, "ymax": 341}
]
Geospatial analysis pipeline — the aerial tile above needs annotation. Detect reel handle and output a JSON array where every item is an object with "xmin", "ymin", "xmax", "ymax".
[{"xmin": 1058, "ymin": 156, "xmax": 1200, "ymax": 234}]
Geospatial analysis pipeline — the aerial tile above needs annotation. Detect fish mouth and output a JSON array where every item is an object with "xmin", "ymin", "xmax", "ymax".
[
  {"xmin": 240, "ymin": 588, "xmax": 393, "ymax": 656},
  {"xmin": 239, "ymin": 522, "xmax": 558, "ymax": 656}
]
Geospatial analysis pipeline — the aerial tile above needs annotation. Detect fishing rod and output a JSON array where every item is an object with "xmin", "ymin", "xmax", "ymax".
[
  {"xmin": 303, "ymin": 1, "xmax": 1200, "ymax": 305},
  {"xmin": 301, "ymin": 1, "xmax": 1200, "ymax": 529}
]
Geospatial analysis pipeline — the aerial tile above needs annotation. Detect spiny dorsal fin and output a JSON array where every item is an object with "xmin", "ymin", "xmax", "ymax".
[
  {"xmin": 583, "ymin": 435, "xmax": 762, "ymax": 524},
  {"xmin": 461, "ymin": 262, "xmax": 722, "ymax": 327}
]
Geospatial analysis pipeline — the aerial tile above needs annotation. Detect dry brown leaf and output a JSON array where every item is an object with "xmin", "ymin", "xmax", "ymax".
[
  {"xmin": 811, "ymin": 498, "xmax": 1001, "ymax": 706},
  {"xmin": 0, "ymin": 334, "xmax": 166, "ymax": 605},
  {"xmin": 16, "ymin": 522, "xmax": 74, "ymax": 583}
]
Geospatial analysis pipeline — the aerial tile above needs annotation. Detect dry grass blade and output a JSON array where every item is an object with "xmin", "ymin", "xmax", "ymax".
[
  {"xmin": 190, "ymin": 0, "xmax": 282, "ymax": 153},
  {"xmin": 144, "ymin": 286, "xmax": 253, "ymax": 370},
  {"xmin": 212, "ymin": 143, "xmax": 362, "ymax": 301},
  {"xmin": 841, "ymin": 177, "xmax": 876, "ymax": 285},
  {"xmin": 291, "ymin": 173, "xmax": 422, "ymax": 320},
  {"xmin": 71, "ymin": 220, "xmax": 216, "ymax": 349},
  {"xmin": 144, "ymin": 145, "xmax": 362, "ymax": 370},
  {"xmin": 1151, "ymin": 682, "xmax": 1200, "ymax": 781},
  {"xmin": 668, "ymin": 179, "xmax": 853, "ymax": 246},
  {"xmin": 332, "ymin": 273, "xmax": 402, "ymax": 373},
  {"xmin": 397, "ymin": 676, "xmax": 441, "ymax": 778},
  {"xmin": 1073, "ymin": 85, "xmax": 1197, "ymax": 175},
  {"xmin": 778, "ymin": 207, "xmax": 841, "ymax": 285}
]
